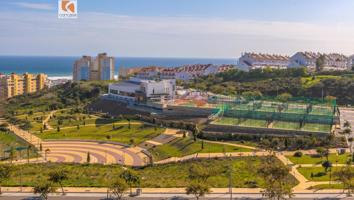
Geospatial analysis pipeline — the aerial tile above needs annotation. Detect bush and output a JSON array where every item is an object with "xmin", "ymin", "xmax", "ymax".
[{"xmin": 293, "ymin": 151, "xmax": 303, "ymax": 157}]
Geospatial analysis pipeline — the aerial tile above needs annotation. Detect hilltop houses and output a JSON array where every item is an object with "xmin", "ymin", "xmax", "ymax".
[
  {"xmin": 289, "ymin": 52, "xmax": 349, "ymax": 71},
  {"xmin": 238, "ymin": 51, "xmax": 353, "ymax": 71},
  {"xmin": 122, "ymin": 64, "xmax": 235, "ymax": 81},
  {"xmin": 238, "ymin": 53, "xmax": 290, "ymax": 70}
]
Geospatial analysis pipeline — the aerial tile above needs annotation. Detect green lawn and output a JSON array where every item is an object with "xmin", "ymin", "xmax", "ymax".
[
  {"xmin": 37, "ymin": 123, "xmax": 163, "ymax": 145},
  {"xmin": 272, "ymin": 121, "xmax": 300, "ymax": 130},
  {"xmin": 213, "ymin": 117, "xmax": 267, "ymax": 128},
  {"xmin": 0, "ymin": 131, "xmax": 38, "ymax": 160},
  {"xmin": 150, "ymin": 137, "xmax": 253, "ymax": 161},
  {"xmin": 302, "ymin": 123, "xmax": 332, "ymax": 133},
  {"xmin": 48, "ymin": 110, "xmax": 102, "ymax": 127},
  {"xmin": 3, "ymin": 157, "xmax": 298, "ymax": 188},
  {"xmin": 297, "ymin": 167, "xmax": 344, "ymax": 181},
  {"xmin": 309, "ymin": 184, "xmax": 344, "ymax": 190},
  {"xmin": 286, "ymin": 153, "xmax": 351, "ymax": 165}
]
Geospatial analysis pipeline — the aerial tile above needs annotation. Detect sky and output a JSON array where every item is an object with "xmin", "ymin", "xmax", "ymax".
[{"xmin": 0, "ymin": 0, "xmax": 354, "ymax": 58}]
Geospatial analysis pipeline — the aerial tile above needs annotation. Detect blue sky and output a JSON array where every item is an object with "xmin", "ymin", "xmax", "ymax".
[{"xmin": 0, "ymin": 0, "xmax": 354, "ymax": 57}]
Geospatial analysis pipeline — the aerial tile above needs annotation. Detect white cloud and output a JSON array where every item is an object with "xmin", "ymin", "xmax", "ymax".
[
  {"xmin": 0, "ymin": 11, "xmax": 354, "ymax": 57},
  {"xmin": 11, "ymin": 2, "xmax": 54, "ymax": 10}
]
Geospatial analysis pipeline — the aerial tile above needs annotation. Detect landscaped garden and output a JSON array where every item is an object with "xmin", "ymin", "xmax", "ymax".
[
  {"xmin": 0, "ymin": 131, "xmax": 37, "ymax": 161},
  {"xmin": 286, "ymin": 153, "xmax": 351, "ymax": 165},
  {"xmin": 150, "ymin": 137, "xmax": 254, "ymax": 161},
  {"xmin": 37, "ymin": 122, "xmax": 164, "ymax": 145},
  {"xmin": 3, "ymin": 157, "xmax": 298, "ymax": 188}
]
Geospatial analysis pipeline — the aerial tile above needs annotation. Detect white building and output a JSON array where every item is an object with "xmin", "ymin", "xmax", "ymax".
[
  {"xmin": 108, "ymin": 77, "xmax": 176, "ymax": 103},
  {"xmin": 289, "ymin": 52, "xmax": 349, "ymax": 71},
  {"xmin": 239, "ymin": 53, "xmax": 290, "ymax": 70}
]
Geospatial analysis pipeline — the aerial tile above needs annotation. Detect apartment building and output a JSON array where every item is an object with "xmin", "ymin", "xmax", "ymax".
[
  {"xmin": 289, "ymin": 52, "xmax": 349, "ymax": 71},
  {"xmin": 0, "ymin": 73, "xmax": 47, "ymax": 99},
  {"xmin": 73, "ymin": 53, "xmax": 115, "ymax": 81},
  {"xmin": 239, "ymin": 52, "xmax": 290, "ymax": 70}
]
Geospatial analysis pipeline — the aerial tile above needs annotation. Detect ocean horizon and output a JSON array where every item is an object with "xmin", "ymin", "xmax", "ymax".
[{"xmin": 0, "ymin": 56, "xmax": 237, "ymax": 78}]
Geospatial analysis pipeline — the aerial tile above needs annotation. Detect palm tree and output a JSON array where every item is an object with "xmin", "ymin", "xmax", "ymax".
[{"xmin": 48, "ymin": 170, "xmax": 68, "ymax": 195}]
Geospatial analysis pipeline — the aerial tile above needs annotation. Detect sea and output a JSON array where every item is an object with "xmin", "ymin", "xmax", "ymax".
[{"xmin": 0, "ymin": 56, "xmax": 237, "ymax": 80}]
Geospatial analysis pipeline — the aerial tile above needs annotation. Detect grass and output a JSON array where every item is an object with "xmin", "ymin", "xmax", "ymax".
[
  {"xmin": 302, "ymin": 123, "xmax": 332, "ymax": 133},
  {"xmin": 0, "ymin": 131, "xmax": 37, "ymax": 160},
  {"xmin": 37, "ymin": 123, "xmax": 164, "ymax": 145},
  {"xmin": 213, "ymin": 117, "xmax": 267, "ymax": 128},
  {"xmin": 47, "ymin": 110, "xmax": 102, "ymax": 128},
  {"xmin": 297, "ymin": 166, "xmax": 345, "ymax": 181},
  {"xmin": 301, "ymin": 75, "xmax": 340, "ymax": 88},
  {"xmin": 286, "ymin": 153, "xmax": 351, "ymax": 165},
  {"xmin": 309, "ymin": 184, "xmax": 344, "ymax": 190},
  {"xmin": 150, "ymin": 137, "xmax": 253, "ymax": 161},
  {"xmin": 272, "ymin": 121, "xmax": 300, "ymax": 130},
  {"xmin": 3, "ymin": 157, "xmax": 298, "ymax": 188}
]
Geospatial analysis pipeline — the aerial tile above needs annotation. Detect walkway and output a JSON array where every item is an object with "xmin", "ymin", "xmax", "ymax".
[
  {"xmin": 42, "ymin": 110, "xmax": 57, "ymax": 130},
  {"xmin": 340, "ymin": 108, "xmax": 354, "ymax": 151}
]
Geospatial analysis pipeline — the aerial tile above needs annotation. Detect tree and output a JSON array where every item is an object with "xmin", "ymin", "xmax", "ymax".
[
  {"xmin": 344, "ymin": 120, "xmax": 352, "ymax": 129},
  {"xmin": 257, "ymin": 157, "xmax": 293, "ymax": 200},
  {"xmin": 109, "ymin": 178, "xmax": 128, "ymax": 200},
  {"xmin": 27, "ymin": 145, "xmax": 32, "ymax": 163},
  {"xmin": 333, "ymin": 164, "xmax": 354, "ymax": 196},
  {"xmin": 120, "ymin": 170, "xmax": 140, "ymax": 195},
  {"xmin": 0, "ymin": 165, "xmax": 11, "ymax": 194},
  {"xmin": 277, "ymin": 93, "xmax": 292, "ymax": 102},
  {"xmin": 48, "ymin": 170, "xmax": 68, "ymax": 195},
  {"xmin": 316, "ymin": 147, "xmax": 328, "ymax": 159},
  {"xmin": 186, "ymin": 181, "xmax": 210, "ymax": 200},
  {"xmin": 316, "ymin": 55, "xmax": 326, "ymax": 72},
  {"xmin": 57, "ymin": 126, "xmax": 60, "ymax": 132},
  {"xmin": 33, "ymin": 180, "xmax": 56, "ymax": 200},
  {"xmin": 86, "ymin": 152, "xmax": 91, "ymax": 163},
  {"xmin": 322, "ymin": 160, "xmax": 332, "ymax": 173}
]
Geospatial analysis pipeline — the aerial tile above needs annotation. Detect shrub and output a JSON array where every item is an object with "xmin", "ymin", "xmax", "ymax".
[{"xmin": 293, "ymin": 151, "xmax": 303, "ymax": 157}]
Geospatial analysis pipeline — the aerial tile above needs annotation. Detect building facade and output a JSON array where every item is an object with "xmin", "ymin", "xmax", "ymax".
[
  {"xmin": 289, "ymin": 52, "xmax": 349, "ymax": 71},
  {"xmin": 0, "ymin": 73, "xmax": 47, "ymax": 99},
  {"xmin": 73, "ymin": 53, "xmax": 115, "ymax": 81},
  {"xmin": 239, "ymin": 52, "xmax": 290, "ymax": 70},
  {"xmin": 107, "ymin": 77, "xmax": 176, "ymax": 103}
]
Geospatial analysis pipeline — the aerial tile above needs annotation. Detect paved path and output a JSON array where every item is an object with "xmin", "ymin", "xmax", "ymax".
[
  {"xmin": 43, "ymin": 110, "xmax": 57, "ymax": 130},
  {"xmin": 340, "ymin": 108, "xmax": 354, "ymax": 151}
]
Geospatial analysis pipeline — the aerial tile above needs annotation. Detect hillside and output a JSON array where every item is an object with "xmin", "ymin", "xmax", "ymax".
[{"xmin": 183, "ymin": 68, "xmax": 354, "ymax": 105}]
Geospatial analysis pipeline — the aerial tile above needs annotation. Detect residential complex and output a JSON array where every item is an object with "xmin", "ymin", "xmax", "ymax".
[
  {"xmin": 73, "ymin": 53, "xmax": 115, "ymax": 81},
  {"xmin": 0, "ymin": 73, "xmax": 47, "ymax": 99},
  {"xmin": 239, "ymin": 51, "xmax": 353, "ymax": 71},
  {"xmin": 289, "ymin": 52, "xmax": 349, "ymax": 71},
  {"xmin": 107, "ymin": 77, "xmax": 176, "ymax": 103},
  {"xmin": 124, "ymin": 64, "xmax": 235, "ymax": 81},
  {"xmin": 238, "ymin": 52, "xmax": 290, "ymax": 70}
]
